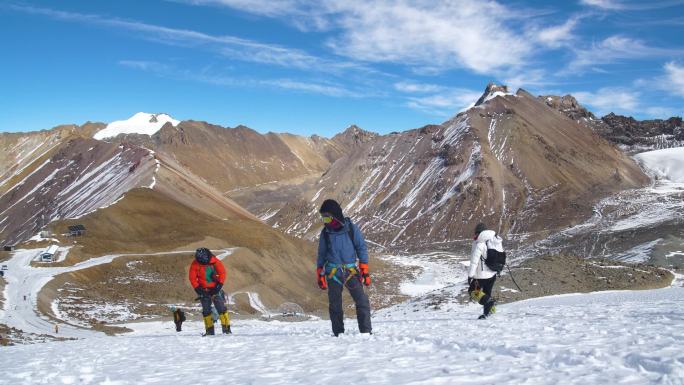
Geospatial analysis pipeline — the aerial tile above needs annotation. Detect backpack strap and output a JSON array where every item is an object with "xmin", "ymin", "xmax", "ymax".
[
  {"xmin": 346, "ymin": 217, "xmax": 355, "ymax": 244},
  {"xmin": 323, "ymin": 230, "xmax": 331, "ymax": 255}
]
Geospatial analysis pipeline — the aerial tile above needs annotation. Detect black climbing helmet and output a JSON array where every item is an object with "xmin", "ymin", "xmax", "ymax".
[
  {"xmin": 474, "ymin": 223, "xmax": 487, "ymax": 236},
  {"xmin": 195, "ymin": 247, "xmax": 211, "ymax": 264}
]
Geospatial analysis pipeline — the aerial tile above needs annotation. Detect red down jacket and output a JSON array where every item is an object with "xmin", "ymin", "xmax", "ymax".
[{"xmin": 189, "ymin": 256, "xmax": 226, "ymax": 289}]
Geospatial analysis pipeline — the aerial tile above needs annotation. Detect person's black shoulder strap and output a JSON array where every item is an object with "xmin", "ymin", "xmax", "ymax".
[
  {"xmin": 322, "ymin": 228, "xmax": 331, "ymax": 254},
  {"xmin": 323, "ymin": 229, "xmax": 330, "ymax": 246},
  {"xmin": 346, "ymin": 218, "xmax": 358, "ymax": 259},
  {"xmin": 346, "ymin": 217, "xmax": 355, "ymax": 244}
]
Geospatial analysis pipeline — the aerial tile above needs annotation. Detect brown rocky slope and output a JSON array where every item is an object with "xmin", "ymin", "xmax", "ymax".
[
  {"xmin": 262, "ymin": 85, "xmax": 649, "ymax": 253},
  {"xmin": 39, "ymin": 187, "xmax": 328, "ymax": 319}
]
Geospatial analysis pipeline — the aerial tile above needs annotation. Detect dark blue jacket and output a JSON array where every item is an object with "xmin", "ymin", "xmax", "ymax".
[{"xmin": 317, "ymin": 219, "xmax": 368, "ymax": 271}]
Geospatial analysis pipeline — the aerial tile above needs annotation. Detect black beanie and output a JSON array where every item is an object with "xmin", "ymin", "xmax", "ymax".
[
  {"xmin": 319, "ymin": 199, "xmax": 345, "ymax": 222},
  {"xmin": 474, "ymin": 223, "xmax": 487, "ymax": 235}
]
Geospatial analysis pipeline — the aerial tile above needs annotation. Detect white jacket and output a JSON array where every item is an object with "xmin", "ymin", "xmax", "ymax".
[{"xmin": 468, "ymin": 230, "xmax": 503, "ymax": 279}]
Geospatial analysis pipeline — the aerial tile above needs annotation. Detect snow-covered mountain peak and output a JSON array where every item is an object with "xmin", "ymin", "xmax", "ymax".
[
  {"xmin": 474, "ymin": 82, "xmax": 513, "ymax": 106},
  {"xmin": 93, "ymin": 112, "xmax": 180, "ymax": 140}
]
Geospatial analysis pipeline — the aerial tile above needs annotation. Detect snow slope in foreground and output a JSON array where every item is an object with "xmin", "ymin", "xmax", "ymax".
[
  {"xmin": 634, "ymin": 147, "xmax": 684, "ymax": 183},
  {"xmin": 1, "ymin": 287, "xmax": 682, "ymax": 385},
  {"xmin": 93, "ymin": 112, "xmax": 179, "ymax": 140}
]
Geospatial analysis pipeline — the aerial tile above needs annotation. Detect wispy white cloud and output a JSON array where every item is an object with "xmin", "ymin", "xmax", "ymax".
[
  {"xmin": 579, "ymin": 0, "xmax": 684, "ymax": 10},
  {"xmin": 392, "ymin": 80, "xmax": 483, "ymax": 115},
  {"xmin": 579, "ymin": 0, "xmax": 625, "ymax": 10},
  {"xmin": 636, "ymin": 61, "xmax": 684, "ymax": 99},
  {"xmin": 394, "ymin": 81, "xmax": 445, "ymax": 94},
  {"xmin": 119, "ymin": 60, "xmax": 364, "ymax": 97},
  {"xmin": 4, "ymin": 3, "xmax": 371, "ymax": 76},
  {"xmin": 663, "ymin": 62, "xmax": 684, "ymax": 97},
  {"xmin": 174, "ymin": 0, "xmax": 575, "ymax": 76},
  {"xmin": 567, "ymin": 35, "xmax": 684, "ymax": 73},
  {"xmin": 529, "ymin": 17, "xmax": 580, "ymax": 49},
  {"xmin": 573, "ymin": 87, "xmax": 640, "ymax": 115},
  {"xmin": 323, "ymin": 1, "xmax": 534, "ymax": 74},
  {"xmin": 173, "ymin": 0, "xmax": 332, "ymax": 30},
  {"xmin": 405, "ymin": 89, "xmax": 483, "ymax": 116},
  {"xmin": 645, "ymin": 106, "xmax": 680, "ymax": 118},
  {"xmin": 178, "ymin": 0, "xmax": 306, "ymax": 17},
  {"xmin": 503, "ymin": 70, "xmax": 554, "ymax": 91}
]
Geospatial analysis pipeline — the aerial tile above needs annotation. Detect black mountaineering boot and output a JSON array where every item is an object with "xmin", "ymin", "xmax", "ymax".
[{"xmin": 222, "ymin": 325, "xmax": 232, "ymax": 334}]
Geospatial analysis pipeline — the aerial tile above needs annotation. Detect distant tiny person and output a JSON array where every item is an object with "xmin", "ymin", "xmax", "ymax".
[
  {"xmin": 171, "ymin": 307, "xmax": 186, "ymax": 332},
  {"xmin": 468, "ymin": 223, "xmax": 504, "ymax": 319},
  {"xmin": 317, "ymin": 199, "xmax": 372, "ymax": 336},
  {"xmin": 189, "ymin": 248, "xmax": 231, "ymax": 335}
]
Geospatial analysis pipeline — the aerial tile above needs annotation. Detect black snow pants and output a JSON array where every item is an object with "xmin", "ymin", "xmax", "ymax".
[
  {"xmin": 476, "ymin": 276, "xmax": 497, "ymax": 313},
  {"xmin": 200, "ymin": 291, "xmax": 227, "ymax": 317},
  {"xmin": 173, "ymin": 309, "xmax": 185, "ymax": 332},
  {"xmin": 327, "ymin": 272, "xmax": 372, "ymax": 336}
]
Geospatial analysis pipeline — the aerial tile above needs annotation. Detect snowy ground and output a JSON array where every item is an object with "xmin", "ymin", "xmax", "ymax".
[
  {"xmin": 381, "ymin": 252, "xmax": 468, "ymax": 296},
  {"xmin": 1, "ymin": 243, "xmax": 683, "ymax": 384},
  {"xmin": 1, "ymin": 286, "xmax": 682, "ymax": 385}
]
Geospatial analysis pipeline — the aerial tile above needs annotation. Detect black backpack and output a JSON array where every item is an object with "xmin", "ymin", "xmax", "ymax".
[{"xmin": 483, "ymin": 235, "xmax": 506, "ymax": 273}]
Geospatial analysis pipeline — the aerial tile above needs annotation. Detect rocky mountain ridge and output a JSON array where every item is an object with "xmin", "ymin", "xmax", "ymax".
[
  {"xmin": 254, "ymin": 86, "xmax": 650, "ymax": 254},
  {"xmin": 540, "ymin": 95, "xmax": 683, "ymax": 153}
]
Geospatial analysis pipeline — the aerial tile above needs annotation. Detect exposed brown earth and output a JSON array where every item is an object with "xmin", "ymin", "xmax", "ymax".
[
  {"xmin": 0, "ymin": 323, "xmax": 69, "ymax": 346},
  {"xmin": 34, "ymin": 188, "xmax": 331, "ymax": 323},
  {"xmin": 142, "ymin": 121, "xmax": 351, "ymax": 193},
  {"xmin": 0, "ymin": 123, "xmax": 102, "ymax": 191},
  {"xmin": 444, "ymin": 254, "xmax": 674, "ymax": 307},
  {"xmin": 494, "ymin": 255, "xmax": 673, "ymax": 303},
  {"xmin": 0, "ymin": 136, "xmax": 154, "ymax": 246}
]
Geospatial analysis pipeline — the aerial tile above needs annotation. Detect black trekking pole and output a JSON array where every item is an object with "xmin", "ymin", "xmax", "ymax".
[{"xmin": 506, "ymin": 264, "xmax": 523, "ymax": 292}]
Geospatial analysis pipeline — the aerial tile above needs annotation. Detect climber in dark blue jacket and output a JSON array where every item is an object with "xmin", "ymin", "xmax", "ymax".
[{"xmin": 316, "ymin": 199, "xmax": 372, "ymax": 336}]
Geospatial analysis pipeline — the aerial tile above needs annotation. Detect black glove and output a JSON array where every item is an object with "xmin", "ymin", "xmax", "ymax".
[
  {"xmin": 194, "ymin": 287, "xmax": 204, "ymax": 296},
  {"xmin": 209, "ymin": 284, "xmax": 222, "ymax": 296}
]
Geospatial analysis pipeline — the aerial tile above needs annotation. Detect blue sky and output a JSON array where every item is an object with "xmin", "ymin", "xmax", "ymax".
[{"xmin": 1, "ymin": 0, "xmax": 683, "ymax": 137}]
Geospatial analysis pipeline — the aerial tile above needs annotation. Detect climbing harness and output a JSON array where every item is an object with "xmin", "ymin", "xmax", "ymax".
[{"xmin": 325, "ymin": 262, "xmax": 359, "ymax": 286}]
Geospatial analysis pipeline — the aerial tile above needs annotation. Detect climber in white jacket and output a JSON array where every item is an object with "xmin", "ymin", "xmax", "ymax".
[{"xmin": 468, "ymin": 223, "xmax": 502, "ymax": 319}]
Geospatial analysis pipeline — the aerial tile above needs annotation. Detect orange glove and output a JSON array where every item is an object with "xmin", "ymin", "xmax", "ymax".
[
  {"xmin": 317, "ymin": 267, "xmax": 327, "ymax": 290},
  {"xmin": 359, "ymin": 263, "xmax": 371, "ymax": 286}
]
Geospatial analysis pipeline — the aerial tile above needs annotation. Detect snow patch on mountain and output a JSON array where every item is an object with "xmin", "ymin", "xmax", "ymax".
[
  {"xmin": 94, "ymin": 113, "xmax": 179, "ymax": 140},
  {"xmin": 634, "ymin": 147, "xmax": 684, "ymax": 183}
]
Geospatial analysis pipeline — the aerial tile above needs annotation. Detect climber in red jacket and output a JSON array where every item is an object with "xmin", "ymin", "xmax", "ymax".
[{"xmin": 189, "ymin": 248, "xmax": 231, "ymax": 335}]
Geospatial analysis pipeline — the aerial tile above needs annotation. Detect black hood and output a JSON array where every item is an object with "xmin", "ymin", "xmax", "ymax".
[{"xmin": 319, "ymin": 199, "xmax": 345, "ymax": 222}]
